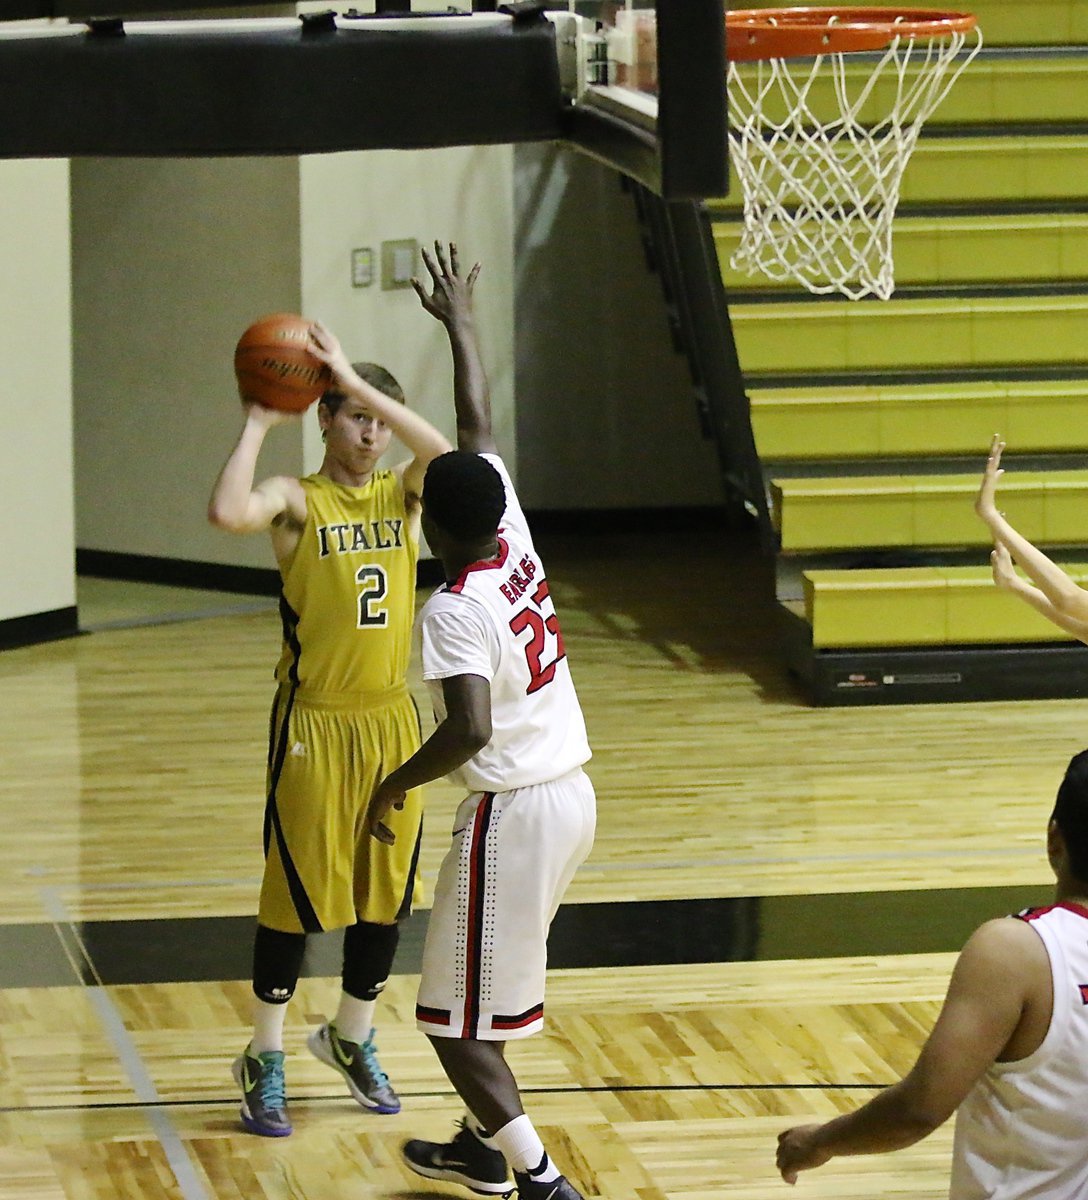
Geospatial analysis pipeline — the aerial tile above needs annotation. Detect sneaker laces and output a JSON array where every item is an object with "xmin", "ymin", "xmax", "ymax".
[
  {"xmin": 449, "ymin": 1118, "xmax": 489, "ymax": 1154},
  {"xmin": 359, "ymin": 1032, "xmax": 391, "ymax": 1087},
  {"xmin": 256, "ymin": 1056, "xmax": 287, "ymax": 1111}
]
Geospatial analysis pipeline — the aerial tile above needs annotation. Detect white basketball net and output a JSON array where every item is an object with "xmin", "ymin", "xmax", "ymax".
[{"xmin": 727, "ymin": 23, "xmax": 982, "ymax": 300}]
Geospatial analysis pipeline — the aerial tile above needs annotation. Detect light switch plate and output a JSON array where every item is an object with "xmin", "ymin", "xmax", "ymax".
[
  {"xmin": 351, "ymin": 247, "xmax": 374, "ymax": 288},
  {"xmin": 381, "ymin": 239, "xmax": 418, "ymax": 290}
]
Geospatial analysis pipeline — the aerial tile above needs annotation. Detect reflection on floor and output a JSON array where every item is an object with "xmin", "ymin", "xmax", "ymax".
[{"xmin": 77, "ymin": 575, "xmax": 276, "ymax": 633}]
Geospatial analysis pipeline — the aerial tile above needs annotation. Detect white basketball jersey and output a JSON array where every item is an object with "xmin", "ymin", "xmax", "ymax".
[
  {"xmin": 949, "ymin": 902, "xmax": 1088, "ymax": 1200},
  {"xmin": 419, "ymin": 454, "xmax": 591, "ymax": 794}
]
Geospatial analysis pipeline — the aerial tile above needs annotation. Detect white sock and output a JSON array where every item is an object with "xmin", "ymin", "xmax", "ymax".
[
  {"xmin": 332, "ymin": 994, "xmax": 377, "ymax": 1045},
  {"xmin": 492, "ymin": 1115, "xmax": 559, "ymax": 1180},
  {"xmin": 250, "ymin": 998, "xmax": 288, "ymax": 1055}
]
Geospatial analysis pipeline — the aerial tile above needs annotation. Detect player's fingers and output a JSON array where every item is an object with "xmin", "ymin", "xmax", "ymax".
[
  {"xmin": 434, "ymin": 239, "xmax": 452, "ymax": 278},
  {"xmin": 449, "ymin": 242, "xmax": 460, "ymax": 277},
  {"xmin": 467, "ymin": 262, "xmax": 482, "ymax": 290},
  {"xmin": 420, "ymin": 244, "xmax": 441, "ymax": 287}
]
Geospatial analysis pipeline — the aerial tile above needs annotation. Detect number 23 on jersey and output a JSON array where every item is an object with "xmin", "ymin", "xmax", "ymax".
[{"xmin": 509, "ymin": 577, "xmax": 566, "ymax": 695}]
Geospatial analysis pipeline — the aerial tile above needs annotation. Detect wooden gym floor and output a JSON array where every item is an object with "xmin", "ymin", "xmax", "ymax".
[{"xmin": 0, "ymin": 524, "xmax": 1078, "ymax": 1200}]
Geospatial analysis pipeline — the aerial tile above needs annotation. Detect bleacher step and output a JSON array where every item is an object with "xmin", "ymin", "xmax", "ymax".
[
  {"xmin": 771, "ymin": 469, "xmax": 1088, "ymax": 552},
  {"xmin": 732, "ymin": 291, "xmax": 1088, "ymax": 375},
  {"xmin": 802, "ymin": 563, "xmax": 1088, "ymax": 647},
  {"xmin": 749, "ymin": 378, "xmax": 1088, "ymax": 460},
  {"xmin": 715, "ymin": 211, "xmax": 1088, "ymax": 292}
]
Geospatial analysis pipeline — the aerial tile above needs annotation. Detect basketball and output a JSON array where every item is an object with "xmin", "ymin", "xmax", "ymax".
[{"xmin": 234, "ymin": 313, "xmax": 331, "ymax": 412}]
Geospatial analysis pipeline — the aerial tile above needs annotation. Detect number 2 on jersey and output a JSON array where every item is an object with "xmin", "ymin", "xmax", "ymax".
[
  {"xmin": 355, "ymin": 565, "xmax": 388, "ymax": 628},
  {"xmin": 509, "ymin": 579, "xmax": 566, "ymax": 694}
]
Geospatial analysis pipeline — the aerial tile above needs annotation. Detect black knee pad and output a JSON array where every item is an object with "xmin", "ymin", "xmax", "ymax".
[
  {"xmin": 341, "ymin": 920, "xmax": 400, "ymax": 1001},
  {"xmin": 252, "ymin": 924, "xmax": 306, "ymax": 1004}
]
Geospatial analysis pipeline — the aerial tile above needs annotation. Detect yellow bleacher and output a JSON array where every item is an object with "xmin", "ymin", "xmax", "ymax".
[{"xmin": 712, "ymin": 2, "xmax": 1088, "ymax": 692}]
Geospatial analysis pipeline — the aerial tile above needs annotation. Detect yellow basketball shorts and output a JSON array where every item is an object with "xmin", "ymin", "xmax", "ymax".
[{"xmin": 258, "ymin": 683, "xmax": 424, "ymax": 934}]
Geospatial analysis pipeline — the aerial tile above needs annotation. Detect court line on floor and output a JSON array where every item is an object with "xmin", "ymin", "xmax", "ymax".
[
  {"xmin": 38, "ymin": 886, "xmax": 211, "ymax": 1200},
  {"xmin": 0, "ymin": 1080, "xmax": 889, "ymax": 1116}
]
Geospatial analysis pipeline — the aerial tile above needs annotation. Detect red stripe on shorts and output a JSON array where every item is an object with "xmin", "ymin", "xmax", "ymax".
[
  {"xmin": 491, "ymin": 1003, "xmax": 544, "ymax": 1031},
  {"xmin": 460, "ymin": 793, "xmax": 494, "ymax": 1038}
]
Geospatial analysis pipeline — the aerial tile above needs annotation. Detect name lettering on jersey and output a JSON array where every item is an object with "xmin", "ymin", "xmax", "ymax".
[
  {"xmin": 316, "ymin": 519, "xmax": 404, "ymax": 558},
  {"xmin": 499, "ymin": 554, "xmax": 539, "ymax": 605},
  {"xmin": 1080, "ymin": 983, "xmax": 1088, "ymax": 1005}
]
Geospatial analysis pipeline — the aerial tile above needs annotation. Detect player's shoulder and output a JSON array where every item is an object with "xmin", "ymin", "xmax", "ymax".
[
  {"xmin": 942, "ymin": 917, "xmax": 1048, "ymax": 1010},
  {"xmin": 260, "ymin": 474, "xmax": 307, "ymax": 522},
  {"xmin": 263, "ymin": 472, "xmax": 307, "ymax": 494},
  {"xmin": 422, "ymin": 584, "xmax": 496, "ymax": 631},
  {"xmin": 963, "ymin": 914, "xmax": 1047, "ymax": 963}
]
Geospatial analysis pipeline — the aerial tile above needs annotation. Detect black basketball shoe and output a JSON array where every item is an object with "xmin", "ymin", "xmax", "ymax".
[
  {"xmin": 514, "ymin": 1172, "xmax": 585, "ymax": 1200},
  {"xmin": 402, "ymin": 1120, "xmax": 514, "ymax": 1196}
]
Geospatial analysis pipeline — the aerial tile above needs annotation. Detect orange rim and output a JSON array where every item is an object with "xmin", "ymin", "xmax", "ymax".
[{"xmin": 726, "ymin": 7, "xmax": 978, "ymax": 61}]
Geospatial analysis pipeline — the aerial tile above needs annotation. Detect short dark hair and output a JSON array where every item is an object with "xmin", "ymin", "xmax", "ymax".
[
  {"xmin": 424, "ymin": 450, "xmax": 506, "ymax": 541},
  {"xmin": 320, "ymin": 362, "xmax": 405, "ymax": 415},
  {"xmin": 1053, "ymin": 749, "xmax": 1088, "ymax": 883}
]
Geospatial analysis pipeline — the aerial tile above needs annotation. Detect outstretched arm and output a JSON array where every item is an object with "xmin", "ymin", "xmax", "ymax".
[
  {"xmin": 413, "ymin": 240, "xmax": 496, "ymax": 456},
  {"xmin": 207, "ymin": 402, "xmax": 304, "ymax": 533},
  {"xmin": 308, "ymin": 321, "xmax": 451, "ymax": 501},
  {"xmin": 366, "ymin": 674, "xmax": 492, "ymax": 844},
  {"xmin": 775, "ymin": 918, "xmax": 1041, "ymax": 1184},
  {"xmin": 975, "ymin": 435, "xmax": 1088, "ymax": 642}
]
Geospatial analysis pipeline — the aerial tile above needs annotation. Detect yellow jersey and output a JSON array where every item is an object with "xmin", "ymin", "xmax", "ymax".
[{"xmin": 275, "ymin": 471, "xmax": 418, "ymax": 696}]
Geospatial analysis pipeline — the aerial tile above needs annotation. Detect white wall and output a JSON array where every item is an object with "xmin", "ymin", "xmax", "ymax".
[
  {"xmin": 64, "ymin": 134, "xmax": 720, "ymax": 597},
  {"xmin": 71, "ymin": 157, "xmax": 304, "ymax": 571},
  {"xmin": 70, "ymin": 146, "xmax": 515, "ymax": 574},
  {"xmin": 0, "ymin": 159, "xmax": 75, "ymax": 623},
  {"xmin": 514, "ymin": 143, "xmax": 722, "ymax": 510},
  {"xmin": 298, "ymin": 145, "xmax": 516, "ymax": 475}
]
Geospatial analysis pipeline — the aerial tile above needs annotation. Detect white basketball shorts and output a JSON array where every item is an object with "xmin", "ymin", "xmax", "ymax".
[{"xmin": 415, "ymin": 767, "xmax": 596, "ymax": 1040}]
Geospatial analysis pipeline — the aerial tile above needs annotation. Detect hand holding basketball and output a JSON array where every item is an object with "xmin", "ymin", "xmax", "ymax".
[
  {"xmin": 305, "ymin": 320, "xmax": 354, "ymax": 390},
  {"xmin": 241, "ymin": 396, "xmax": 299, "ymax": 429},
  {"xmin": 234, "ymin": 313, "xmax": 331, "ymax": 413}
]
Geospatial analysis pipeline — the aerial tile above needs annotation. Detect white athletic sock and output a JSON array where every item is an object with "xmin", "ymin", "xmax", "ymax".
[
  {"xmin": 332, "ymin": 994, "xmax": 377, "ymax": 1045},
  {"xmin": 250, "ymin": 998, "xmax": 288, "ymax": 1055},
  {"xmin": 492, "ymin": 1115, "xmax": 559, "ymax": 1180}
]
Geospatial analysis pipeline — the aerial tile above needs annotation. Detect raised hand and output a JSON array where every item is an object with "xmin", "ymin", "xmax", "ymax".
[
  {"xmin": 307, "ymin": 320, "xmax": 353, "ymax": 390},
  {"xmin": 975, "ymin": 434, "xmax": 1006, "ymax": 527},
  {"xmin": 412, "ymin": 240, "xmax": 481, "ymax": 327},
  {"xmin": 239, "ymin": 396, "xmax": 299, "ymax": 428}
]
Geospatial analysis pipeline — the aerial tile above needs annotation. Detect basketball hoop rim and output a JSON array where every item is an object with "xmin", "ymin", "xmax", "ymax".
[{"xmin": 726, "ymin": 7, "xmax": 979, "ymax": 62}]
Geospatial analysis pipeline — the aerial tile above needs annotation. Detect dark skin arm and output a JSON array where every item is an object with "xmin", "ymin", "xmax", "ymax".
[
  {"xmin": 367, "ymin": 673, "xmax": 492, "ymax": 844},
  {"xmin": 776, "ymin": 918, "xmax": 1046, "ymax": 1183},
  {"xmin": 413, "ymin": 241, "xmax": 497, "ymax": 455}
]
